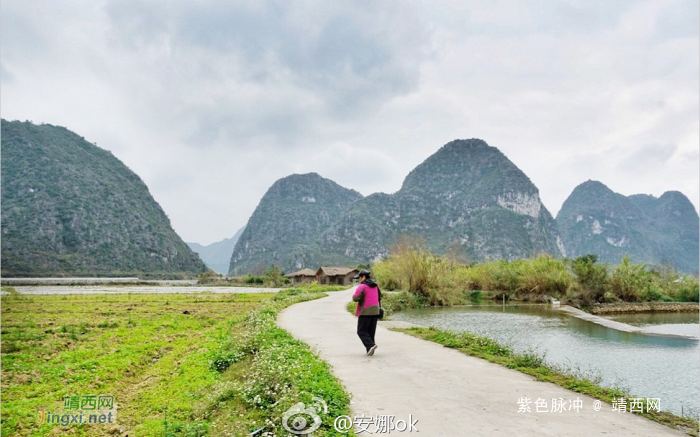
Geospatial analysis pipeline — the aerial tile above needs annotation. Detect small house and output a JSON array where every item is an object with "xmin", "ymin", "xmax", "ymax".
[
  {"xmin": 284, "ymin": 268, "xmax": 317, "ymax": 285},
  {"xmin": 316, "ymin": 267, "xmax": 359, "ymax": 286}
]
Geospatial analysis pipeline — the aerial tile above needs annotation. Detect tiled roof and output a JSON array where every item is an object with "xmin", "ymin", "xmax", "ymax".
[
  {"xmin": 284, "ymin": 268, "xmax": 317, "ymax": 277},
  {"xmin": 316, "ymin": 267, "xmax": 359, "ymax": 276}
]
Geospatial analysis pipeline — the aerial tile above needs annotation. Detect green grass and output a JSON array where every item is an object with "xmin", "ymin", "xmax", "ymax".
[
  {"xmin": 1, "ymin": 286, "xmax": 20, "ymax": 295},
  {"xmin": 0, "ymin": 286, "xmax": 353, "ymax": 437},
  {"xmin": 200, "ymin": 286, "xmax": 355, "ymax": 436},
  {"xmin": 397, "ymin": 326, "xmax": 699, "ymax": 436}
]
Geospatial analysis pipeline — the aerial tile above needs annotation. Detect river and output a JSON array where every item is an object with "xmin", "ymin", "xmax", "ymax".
[{"xmin": 390, "ymin": 304, "xmax": 699, "ymax": 417}]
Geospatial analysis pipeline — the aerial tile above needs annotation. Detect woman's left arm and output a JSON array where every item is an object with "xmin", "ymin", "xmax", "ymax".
[{"xmin": 352, "ymin": 285, "xmax": 365, "ymax": 302}]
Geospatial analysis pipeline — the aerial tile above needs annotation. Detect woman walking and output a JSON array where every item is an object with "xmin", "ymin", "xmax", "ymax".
[{"xmin": 352, "ymin": 269, "xmax": 382, "ymax": 356}]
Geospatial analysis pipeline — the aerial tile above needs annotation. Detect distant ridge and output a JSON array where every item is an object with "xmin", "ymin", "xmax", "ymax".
[
  {"xmin": 556, "ymin": 180, "xmax": 699, "ymax": 273},
  {"xmin": 188, "ymin": 226, "xmax": 245, "ymax": 274}
]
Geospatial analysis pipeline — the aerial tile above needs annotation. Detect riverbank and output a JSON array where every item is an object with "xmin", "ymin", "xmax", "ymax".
[
  {"xmin": 396, "ymin": 326, "xmax": 698, "ymax": 435},
  {"xmin": 590, "ymin": 302, "xmax": 699, "ymax": 314},
  {"xmin": 380, "ymin": 289, "xmax": 699, "ymax": 339},
  {"xmin": 555, "ymin": 305, "xmax": 700, "ymax": 340},
  {"xmin": 279, "ymin": 288, "xmax": 697, "ymax": 436}
]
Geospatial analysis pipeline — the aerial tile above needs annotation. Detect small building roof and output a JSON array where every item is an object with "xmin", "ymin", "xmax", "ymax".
[
  {"xmin": 316, "ymin": 267, "xmax": 359, "ymax": 277},
  {"xmin": 284, "ymin": 268, "xmax": 317, "ymax": 278}
]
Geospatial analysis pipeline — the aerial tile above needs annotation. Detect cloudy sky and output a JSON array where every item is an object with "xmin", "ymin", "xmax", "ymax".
[{"xmin": 2, "ymin": 0, "xmax": 698, "ymax": 245}]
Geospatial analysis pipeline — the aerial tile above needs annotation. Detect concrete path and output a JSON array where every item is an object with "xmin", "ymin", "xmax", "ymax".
[{"xmin": 277, "ymin": 288, "xmax": 688, "ymax": 436}]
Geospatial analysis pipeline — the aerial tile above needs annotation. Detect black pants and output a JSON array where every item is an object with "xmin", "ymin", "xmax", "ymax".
[{"xmin": 357, "ymin": 315, "xmax": 379, "ymax": 351}]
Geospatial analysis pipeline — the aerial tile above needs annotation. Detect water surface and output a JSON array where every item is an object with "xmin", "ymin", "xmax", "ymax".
[
  {"xmin": 391, "ymin": 304, "xmax": 699, "ymax": 416},
  {"xmin": 601, "ymin": 312, "xmax": 699, "ymax": 337}
]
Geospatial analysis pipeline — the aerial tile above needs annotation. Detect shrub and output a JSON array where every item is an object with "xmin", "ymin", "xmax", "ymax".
[
  {"xmin": 374, "ymin": 241, "xmax": 464, "ymax": 305},
  {"xmin": 566, "ymin": 254, "xmax": 610, "ymax": 306},
  {"xmin": 380, "ymin": 290, "xmax": 425, "ymax": 315},
  {"xmin": 668, "ymin": 275, "xmax": 699, "ymax": 302},
  {"xmin": 609, "ymin": 255, "xmax": 652, "ymax": 301},
  {"xmin": 515, "ymin": 255, "xmax": 572, "ymax": 299},
  {"xmin": 372, "ymin": 260, "xmax": 402, "ymax": 291}
]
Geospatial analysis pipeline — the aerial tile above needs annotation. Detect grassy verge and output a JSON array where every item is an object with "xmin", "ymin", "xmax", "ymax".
[
  {"xmin": 198, "ymin": 285, "xmax": 354, "ymax": 436},
  {"xmin": 0, "ymin": 285, "xmax": 353, "ymax": 437},
  {"xmin": 396, "ymin": 326, "xmax": 699, "ymax": 436}
]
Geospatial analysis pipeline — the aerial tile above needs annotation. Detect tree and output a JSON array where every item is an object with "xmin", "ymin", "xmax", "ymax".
[{"xmin": 265, "ymin": 264, "xmax": 283, "ymax": 286}]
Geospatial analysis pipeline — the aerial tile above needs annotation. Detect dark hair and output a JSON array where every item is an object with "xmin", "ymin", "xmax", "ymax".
[{"xmin": 356, "ymin": 269, "xmax": 371, "ymax": 279}]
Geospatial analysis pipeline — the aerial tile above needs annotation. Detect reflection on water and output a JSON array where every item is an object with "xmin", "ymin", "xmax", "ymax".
[{"xmin": 391, "ymin": 304, "xmax": 699, "ymax": 416}]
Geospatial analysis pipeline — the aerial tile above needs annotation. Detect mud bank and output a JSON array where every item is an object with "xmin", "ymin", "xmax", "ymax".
[{"xmin": 590, "ymin": 302, "xmax": 699, "ymax": 315}]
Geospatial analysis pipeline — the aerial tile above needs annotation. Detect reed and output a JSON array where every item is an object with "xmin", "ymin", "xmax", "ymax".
[{"xmin": 372, "ymin": 245, "xmax": 698, "ymax": 307}]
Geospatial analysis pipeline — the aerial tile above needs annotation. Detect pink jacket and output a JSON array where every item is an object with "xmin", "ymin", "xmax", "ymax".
[{"xmin": 352, "ymin": 283, "xmax": 381, "ymax": 316}]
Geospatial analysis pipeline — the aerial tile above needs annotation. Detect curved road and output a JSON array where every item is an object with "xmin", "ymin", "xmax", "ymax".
[{"xmin": 277, "ymin": 287, "xmax": 688, "ymax": 436}]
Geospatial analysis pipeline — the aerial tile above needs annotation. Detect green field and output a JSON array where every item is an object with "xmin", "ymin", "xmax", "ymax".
[{"xmin": 0, "ymin": 287, "xmax": 352, "ymax": 436}]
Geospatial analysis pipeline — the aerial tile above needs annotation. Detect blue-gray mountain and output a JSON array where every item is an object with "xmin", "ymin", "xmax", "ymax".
[
  {"xmin": 229, "ymin": 139, "xmax": 565, "ymax": 274},
  {"xmin": 1, "ymin": 120, "xmax": 207, "ymax": 278},
  {"xmin": 188, "ymin": 226, "xmax": 245, "ymax": 274},
  {"xmin": 556, "ymin": 180, "xmax": 699, "ymax": 273}
]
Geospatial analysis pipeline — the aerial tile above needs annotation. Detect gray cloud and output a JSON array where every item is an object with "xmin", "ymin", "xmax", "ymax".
[
  {"xmin": 617, "ymin": 143, "xmax": 678, "ymax": 174},
  {"xmin": 99, "ymin": 0, "xmax": 433, "ymax": 147},
  {"xmin": 0, "ymin": 62, "xmax": 14, "ymax": 83},
  {"xmin": 1, "ymin": 0, "xmax": 697, "ymax": 244}
]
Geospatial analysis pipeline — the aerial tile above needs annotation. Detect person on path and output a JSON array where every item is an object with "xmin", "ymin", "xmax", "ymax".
[{"xmin": 352, "ymin": 269, "xmax": 382, "ymax": 356}]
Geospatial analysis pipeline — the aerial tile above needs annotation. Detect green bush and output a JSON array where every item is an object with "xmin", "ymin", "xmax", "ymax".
[
  {"xmin": 243, "ymin": 274, "xmax": 268, "ymax": 285},
  {"xmin": 380, "ymin": 290, "xmax": 425, "ymax": 315},
  {"xmin": 666, "ymin": 277, "xmax": 699, "ymax": 302},
  {"xmin": 515, "ymin": 255, "xmax": 573, "ymax": 298},
  {"xmin": 675, "ymin": 278, "xmax": 700, "ymax": 302},
  {"xmin": 609, "ymin": 255, "xmax": 653, "ymax": 301},
  {"xmin": 565, "ymin": 254, "xmax": 610, "ymax": 306}
]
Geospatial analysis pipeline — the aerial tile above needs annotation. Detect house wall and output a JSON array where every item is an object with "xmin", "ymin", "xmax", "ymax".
[
  {"xmin": 318, "ymin": 270, "xmax": 359, "ymax": 286},
  {"xmin": 342, "ymin": 272, "xmax": 356, "ymax": 285},
  {"xmin": 292, "ymin": 275, "xmax": 315, "ymax": 285},
  {"xmin": 319, "ymin": 274, "xmax": 344, "ymax": 285}
]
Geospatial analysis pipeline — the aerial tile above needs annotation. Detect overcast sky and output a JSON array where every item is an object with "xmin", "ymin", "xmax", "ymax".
[{"xmin": 2, "ymin": 0, "xmax": 698, "ymax": 245}]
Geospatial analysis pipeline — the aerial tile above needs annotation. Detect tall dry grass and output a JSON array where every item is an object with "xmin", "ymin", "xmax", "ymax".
[
  {"xmin": 372, "ymin": 244, "xmax": 699, "ymax": 307},
  {"xmin": 373, "ymin": 241, "xmax": 464, "ymax": 305}
]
